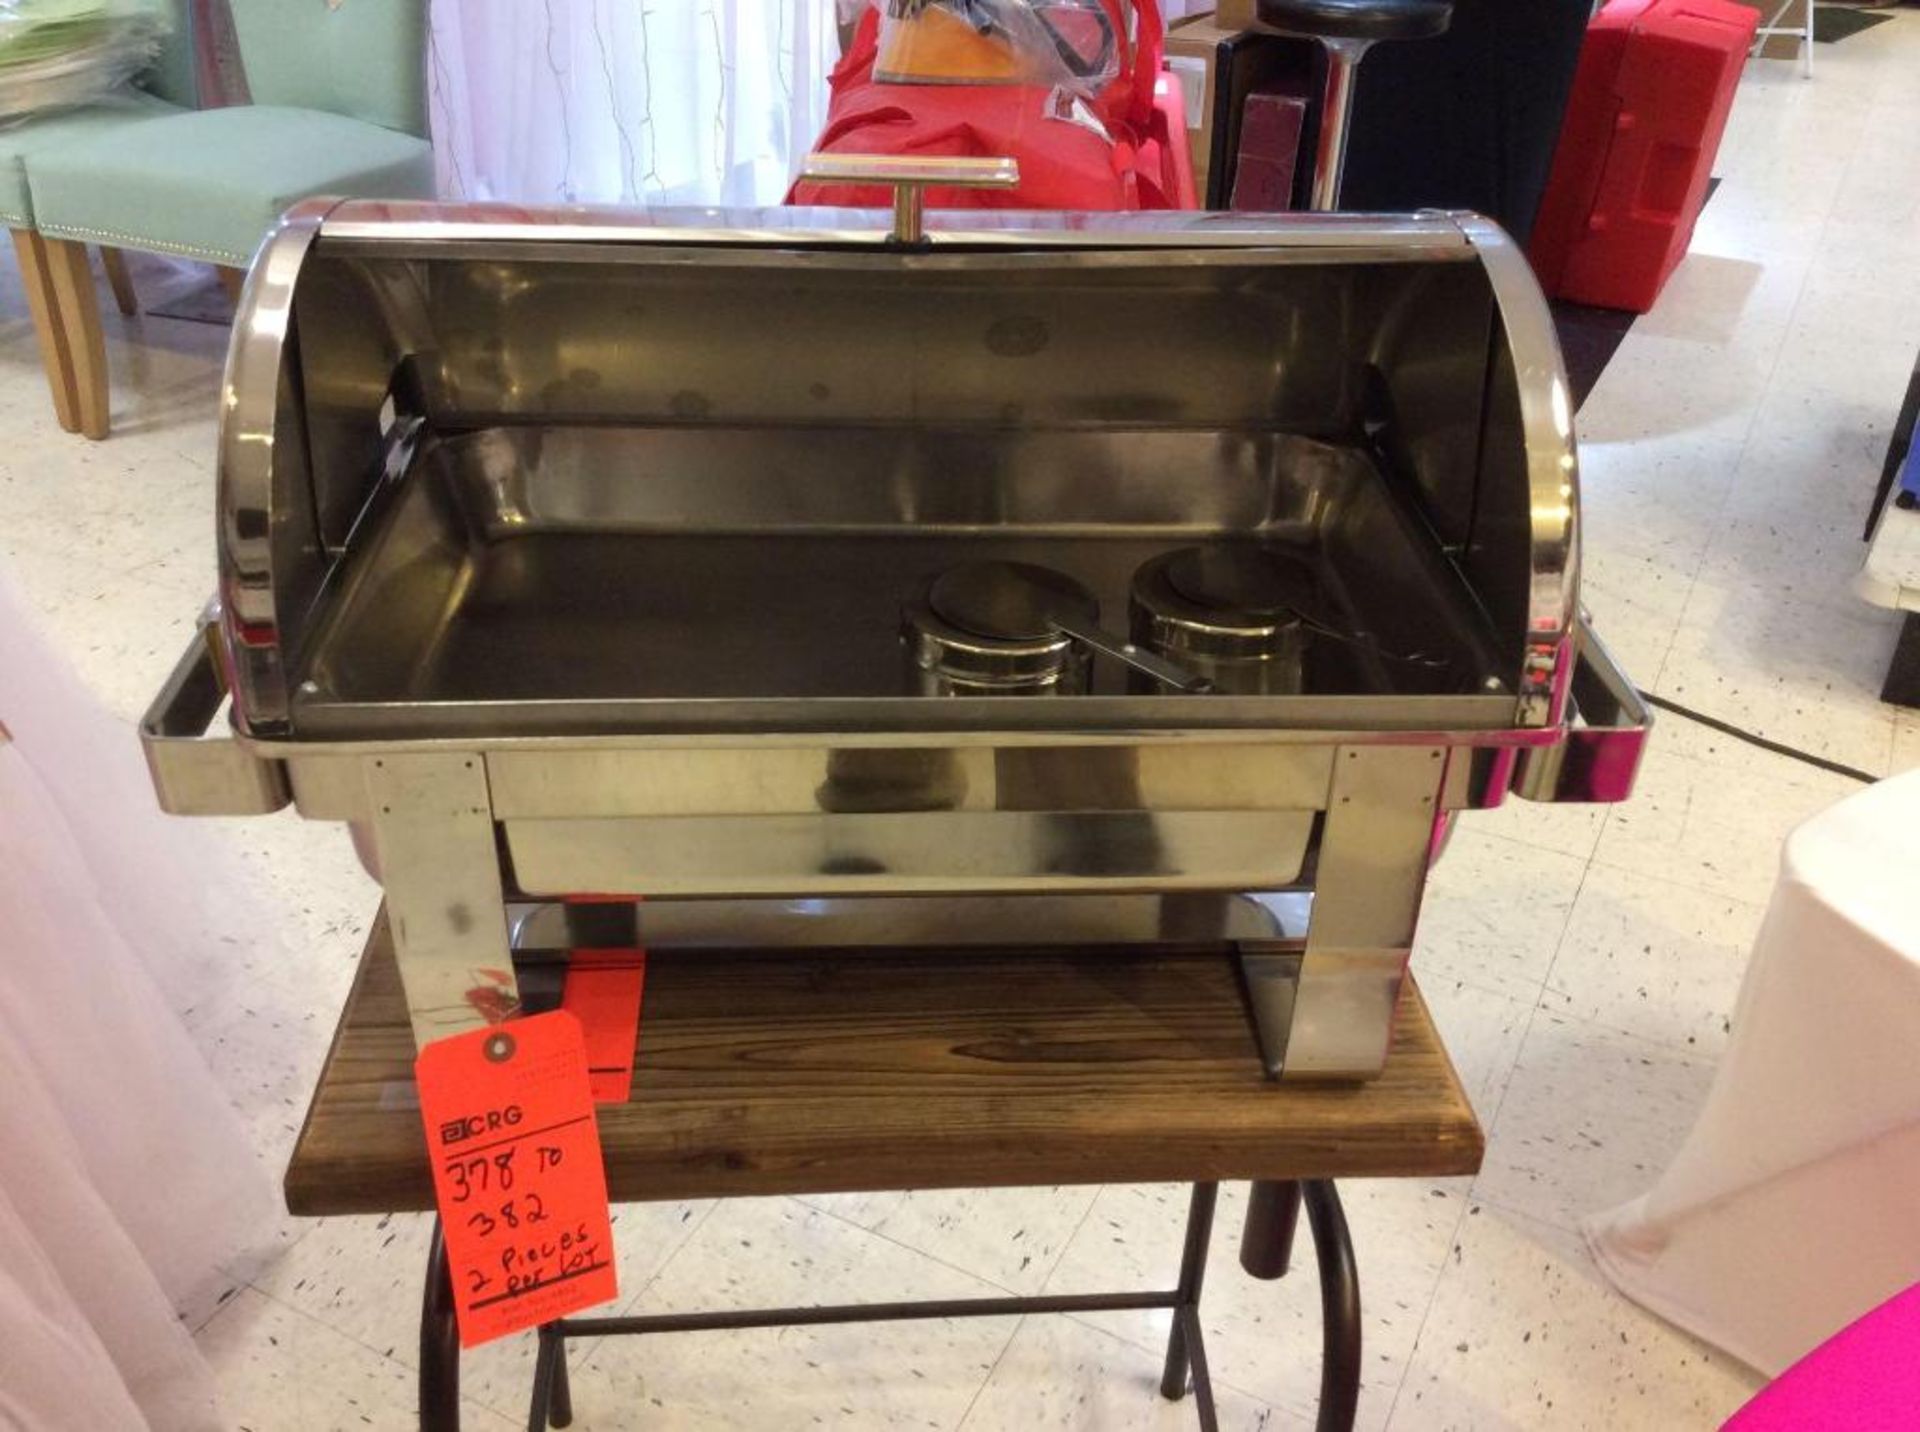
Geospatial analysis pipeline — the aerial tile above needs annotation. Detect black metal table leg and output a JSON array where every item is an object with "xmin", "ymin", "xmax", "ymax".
[
  {"xmin": 1882, "ymin": 612, "xmax": 1920, "ymax": 708},
  {"xmin": 450, "ymin": 1179, "xmax": 1357, "ymax": 1430},
  {"xmin": 1239, "ymin": 1180, "xmax": 1303, "ymax": 1280},
  {"xmin": 1304, "ymin": 1180, "xmax": 1361, "ymax": 1432},
  {"xmin": 549, "ymin": 1330, "xmax": 573, "ymax": 1428},
  {"xmin": 1863, "ymin": 347, "xmax": 1920, "ymax": 539},
  {"xmin": 527, "ymin": 1325, "xmax": 573, "ymax": 1430},
  {"xmin": 1178, "ymin": 1303, "xmax": 1221, "ymax": 1432},
  {"xmin": 1159, "ymin": 1183, "xmax": 1220, "ymax": 1403},
  {"xmin": 421, "ymin": 1219, "xmax": 462, "ymax": 1432}
]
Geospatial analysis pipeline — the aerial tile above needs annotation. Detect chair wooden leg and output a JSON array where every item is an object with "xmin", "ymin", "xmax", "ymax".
[
  {"xmin": 41, "ymin": 238, "xmax": 109, "ymax": 440},
  {"xmin": 9, "ymin": 229, "xmax": 81, "ymax": 433},
  {"xmin": 99, "ymin": 246, "xmax": 138, "ymax": 316},
  {"xmin": 219, "ymin": 265, "xmax": 245, "ymax": 303}
]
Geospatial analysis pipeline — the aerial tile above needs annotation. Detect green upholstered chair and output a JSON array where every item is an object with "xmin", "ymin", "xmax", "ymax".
[
  {"xmin": 4, "ymin": 2, "xmax": 194, "ymax": 435},
  {"xmin": 21, "ymin": 0, "xmax": 436, "ymax": 438}
]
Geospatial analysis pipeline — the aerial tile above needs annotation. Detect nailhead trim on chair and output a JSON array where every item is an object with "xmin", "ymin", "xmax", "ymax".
[
  {"xmin": 0, "ymin": 210, "xmax": 32, "ymax": 228},
  {"xmin": 37, "ymin": 221, "xmax": 247, "ymax": 266}
]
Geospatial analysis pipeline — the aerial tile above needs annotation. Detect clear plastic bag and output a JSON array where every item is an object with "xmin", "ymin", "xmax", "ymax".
[
  {"xmin": 873, "ymin": 0, "xmax": 1122, "ymax": 93},
  {"xmin": 0, "ymin": 0, "xmax": 170, "ymax": 128}
]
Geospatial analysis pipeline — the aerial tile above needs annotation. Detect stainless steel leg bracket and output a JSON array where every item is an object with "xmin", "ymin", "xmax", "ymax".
[
  {"xmin": 1247, "ymin": 745, "xmax": 1445, "ymax": 1079},
  {"xmin": 367, "ymin": 753, "xmax": 519, "ymax": 1046}
]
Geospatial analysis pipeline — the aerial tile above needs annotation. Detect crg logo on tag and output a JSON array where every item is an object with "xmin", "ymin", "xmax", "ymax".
[{"xmin": 438, "ymin": 1105, "xmax": 524, "ymax": 1146}]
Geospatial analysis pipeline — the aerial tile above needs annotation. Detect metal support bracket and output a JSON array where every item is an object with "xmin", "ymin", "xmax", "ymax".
[
  {"xmin": 1284, "ymin": 745, "xmax": 1446, "ymax": 1079},
  {"xmin": 367, "ymin": 753, "xmax": 519, "ymax": 1046},
  {"xmin": 1237, "ymin": 941, "xmax": 1305, "ymax": 1081}
]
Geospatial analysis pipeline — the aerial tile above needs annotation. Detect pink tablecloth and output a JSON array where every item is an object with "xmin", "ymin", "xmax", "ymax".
[{"xmin": 1726, "ymin": 1282, "xmax": 1920, "ymax": 1429}]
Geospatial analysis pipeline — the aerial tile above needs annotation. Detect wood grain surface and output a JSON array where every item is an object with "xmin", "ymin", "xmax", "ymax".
[{"xmin": 287, "ymin": 909, "xmax": 1483, "ymax": 1216}]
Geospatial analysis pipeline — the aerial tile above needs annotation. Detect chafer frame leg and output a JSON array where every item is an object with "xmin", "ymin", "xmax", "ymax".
[
  {"xmin": 1247, "ymin": 745, "xmax": 1445, "ymax": 1079},
  {"xmin": 367, "ymin": 753, "xmax": 521, "ymax": 1046}
]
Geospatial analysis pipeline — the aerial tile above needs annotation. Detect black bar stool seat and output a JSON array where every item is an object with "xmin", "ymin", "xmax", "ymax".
[{"xmin": 1255, "ymin": 0, "xmax": 1452, "ymax": 43}]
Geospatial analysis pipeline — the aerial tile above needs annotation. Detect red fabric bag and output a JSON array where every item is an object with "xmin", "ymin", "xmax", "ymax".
[{"xmin": 787, "ymin": 2, "xmax": 1178, "ymax": 213}]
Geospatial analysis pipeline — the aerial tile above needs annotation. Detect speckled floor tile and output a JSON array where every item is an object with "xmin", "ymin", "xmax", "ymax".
[
  {"xmin": 1541, "ymin": 863, "xmax": 1766, "ymax": 1058},
  {"xmin": 1413, "ymin": 829, "xmax": 1588, "ymax": 1003},
  {"xmin": 570, "ymin": 1196, "xmax": 1020, "ymax": 1428},
  {"xmin": 1893, "ymin": 709, "xmax": 1920, "ymax": 770},
  {"xmin": 194, "ymin": 982, "xmax": 339, "ymax": 1174},
  {"xmin": 1653, "ymin": 569, "xmax": 1899, "ymax": 776},
  {"xmin": 1463, "ymin": 795, "xmax": 1611, "ymax": 866},
  {"xmin": 1574, "ymin": 557, "xmax": 1693, "ymax": 701},
  {"xmin": 1767, "ymin": 305, "xmax": 1920, "ymax": 412},
  {"xmin": 1471, "ymin": 1015, "xmax": 1716, "ymax": 1235},
  {"xmin": 1625, "ymin": 243, "xmax": 1808, "ymax": 357},
  {"xmin": 210, "ymin": 813, "xmax": 381, "ymax": 1001},
  {"xmin": 789, "ymin": 1186, "xmax": 908, "ymax": 1230},
  {"xmin": 1592, "ymin": 716, "xmax": 1862, "ymax": 908},
  {"xmin": 1389, "ymin": 1207, "xmax": 1759, "ymax": 1430},
  {"xmin": 4, "ymin": 458, "xmax": 209, "ymax": 587},
  {"xmin": 177, "ymin": 1267, "xmax": 254, "ymax": 1337},
  {"xmin": 1045, "ymin": 1180, "xmax": 1465, "ymax": 1431},
  {"xmin": 22, "ymin": 569, "xmax": 205, "ymax": 724},
  {"xmin": 862, "ymin": 1185, "xmax": 1103, "ymax": 1295},
  {"xmin": 1575, "ymin": 334, "xmax": 1771, "ymax": 450},
  {"xmin": 1412, "ymin": 975, "xmax": 1534, "ymax": 1135},
  {"xmin": 194, "ymin": 1287, "xmax": 514, "ymax": 1430},
  {"xmin": 791, "ymin": 1185, "xmax": 1101, "ymax": 1299},
  {"xmin": 246, "ymin": 1200, "xmax": 715, "ymax": 1417},
  {"xmin": 960, "ymin": 1314, "xmax": 1289, "ymax": 1430}
]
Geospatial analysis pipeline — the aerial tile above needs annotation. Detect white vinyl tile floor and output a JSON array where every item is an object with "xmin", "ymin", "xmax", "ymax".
[{"xmin": 4, "ymin": 16, "xmax": 1919, "ymax": 1427}]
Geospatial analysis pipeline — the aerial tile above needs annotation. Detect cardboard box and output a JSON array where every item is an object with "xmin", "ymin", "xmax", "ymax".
[{"xmin": 1163, "ymin": 14, "xmax": 1240, "ymax": 199}]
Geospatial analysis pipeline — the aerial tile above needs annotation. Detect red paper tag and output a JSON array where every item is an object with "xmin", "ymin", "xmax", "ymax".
[
  {"xmin": 415, "ymin": 1012, "xmax": 618, "ymax": 1347},
  {"xmin": 562, "ymin": 950, "xmax": 647, "ymax": 1104}
]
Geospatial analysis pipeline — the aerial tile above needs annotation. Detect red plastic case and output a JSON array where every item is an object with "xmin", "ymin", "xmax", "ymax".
[{"xmin": 1530, "ymin": 0, "xmax": 1758, "ymax": 313}]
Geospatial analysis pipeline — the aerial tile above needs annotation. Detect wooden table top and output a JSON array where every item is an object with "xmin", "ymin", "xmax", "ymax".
[{"xmin": 286, "ymin": 910, "xmax": 1483, "ymax": 1216}]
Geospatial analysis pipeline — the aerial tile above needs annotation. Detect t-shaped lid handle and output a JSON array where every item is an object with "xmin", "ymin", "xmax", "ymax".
[{"xmin": 797, "ymin": 153, "xmax": 1022, "ymax": 243}]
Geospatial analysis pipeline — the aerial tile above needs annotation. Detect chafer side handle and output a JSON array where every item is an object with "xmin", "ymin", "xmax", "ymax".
[
  {"xmin": 140, "ymin": 625, "xmax": 291, "ymax": 816},
  {"xmin": 1513, "ymin": 616, "xmax": 1652, "ymax": 804},
  {"xmin": 797, "ymin": 152, "xmax": 1020, "ymax": 244}
]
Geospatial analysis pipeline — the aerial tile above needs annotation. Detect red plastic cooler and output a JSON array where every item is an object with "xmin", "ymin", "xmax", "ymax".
[{"xmin": 1530, "ymin": 0, "xmax": 1757, "ymax": 313}]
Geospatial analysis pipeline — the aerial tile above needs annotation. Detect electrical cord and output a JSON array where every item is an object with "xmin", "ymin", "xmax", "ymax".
[{"xmin": 1637, "ymin": 690, "xmax": 1879, "ymax": 784}]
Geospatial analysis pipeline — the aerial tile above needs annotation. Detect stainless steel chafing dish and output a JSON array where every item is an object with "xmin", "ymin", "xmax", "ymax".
[{"xmin": 142, "ymin": 189, "xmax": 1649, "ymax": 1078}]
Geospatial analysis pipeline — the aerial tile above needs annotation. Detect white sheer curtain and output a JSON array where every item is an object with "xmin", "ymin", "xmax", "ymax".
[
  {"xmin": 0, "ymin": 572, "xmax": 276, "ymax": 1430},
  {"xmin": 429, "ymin": 0, "xmax": 843, "ymax": 206}
]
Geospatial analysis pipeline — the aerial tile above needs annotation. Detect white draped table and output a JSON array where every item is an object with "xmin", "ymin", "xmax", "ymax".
[
  {"xmin": 1587, "ymin": 769, "xmax": 1920, "ymax": 1376},
  {"xmin": 0, "ymin": 575, "xmax": 274, "ymax": 1430}
]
